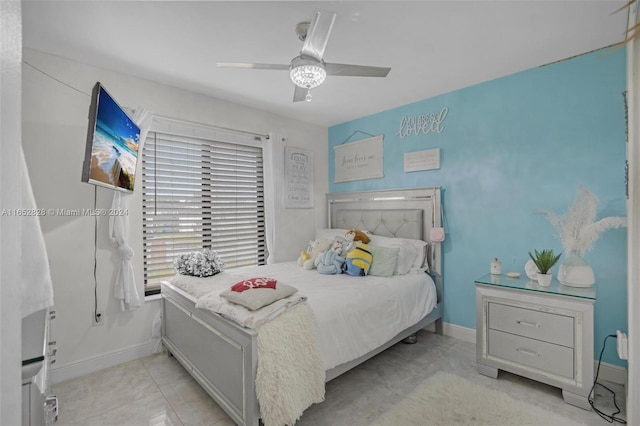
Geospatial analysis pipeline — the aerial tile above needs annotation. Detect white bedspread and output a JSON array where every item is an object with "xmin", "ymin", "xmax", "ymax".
[
  {"xmin": 169, "ymin": 261, "xmax": 436, "ymax": 371},
  {"xmin": 170, "ymin": 273, "xmax": 306, "ymax": 329}
]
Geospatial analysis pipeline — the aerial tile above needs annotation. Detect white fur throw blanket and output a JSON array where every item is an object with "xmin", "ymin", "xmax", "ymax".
[{"xmin": 256, "ymin": 302, "xmax": 325, "ymax": 426}]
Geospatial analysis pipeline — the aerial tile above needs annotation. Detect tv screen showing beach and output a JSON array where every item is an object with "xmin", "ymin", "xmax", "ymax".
[{"xmin": 83, "ymin": 84, "xmax": 140, "ymax": 192}]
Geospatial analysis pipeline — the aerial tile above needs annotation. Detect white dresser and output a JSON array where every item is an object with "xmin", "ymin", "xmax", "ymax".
[
  {"xmin": 475, "ymin": 273, "xmax": 595, "ymax": 410},
  {"xmin": 22, "ymin": 308, "xmax": 58, "ymax": 425}
]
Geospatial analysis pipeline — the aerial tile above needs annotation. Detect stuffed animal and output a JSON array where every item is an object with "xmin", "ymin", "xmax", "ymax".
[
  {"xmin": 345, "ymin": 229, "xmax": 370, "ymax": 252},
  {"xmin": 297, "ymin": 250, "xmax": 310, "ymax": 267},
  {"xmin": 343, "ymin": 241, "xmax": 373, "ymax": 276},
  {"xmin": 297, "ymin": 238, "xmax": 331, "ymax": 270},
  {"xmin": 346, "ymin": 229, "xmax": 371, "ymax": 244},
  {"xmin": 315, "ymin": 237, "xmax": 347, "ymax": 274}
]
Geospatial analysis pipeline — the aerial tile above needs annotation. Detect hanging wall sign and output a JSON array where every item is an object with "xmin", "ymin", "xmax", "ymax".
[
  {"xmin": 334, "ymin": 135, "xmax": 384, "ymax": 183},
  {"xmin": 396, "ymin": 106, "xmax": 448, "ymax": 139},
  {"xmin": 404, "ymin": 148, "xmax": 440, "ymax": 172},
  {"xmin": 284, "ymin": 146, "xmax": 313, "ymax": 208}
]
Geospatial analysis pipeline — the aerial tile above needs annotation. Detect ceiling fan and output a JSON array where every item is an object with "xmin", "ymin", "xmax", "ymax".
[{"xmin": 217, "ymin": 10, "xmax": 391, "ymax": 102}]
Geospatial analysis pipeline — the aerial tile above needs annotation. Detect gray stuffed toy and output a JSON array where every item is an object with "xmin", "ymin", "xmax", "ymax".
[{"xmin": 314, "ymin": 237, "xmax": 347, "ymax": 274}]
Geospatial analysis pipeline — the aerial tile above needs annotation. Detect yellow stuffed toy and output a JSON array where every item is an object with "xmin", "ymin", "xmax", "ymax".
[
  {"xmin": 344, "ymin": 240, "xmax": 373, "ymax": 276},
  {"xmin": 298, "ymin": 250, "xmax": 310, "ymax": 265}
]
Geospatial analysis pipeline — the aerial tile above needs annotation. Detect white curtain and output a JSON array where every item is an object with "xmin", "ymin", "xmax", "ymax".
[
  {"xmin": 20, "ymin": 146, "xmax": 54, "ymax": 318},
  {"xmin": 263, "ymin": 133, "xmax": 284, "ymax": 264},
  {"xmin": 110, "ymin": 107, "xmax": 153, "ymax": 311}
]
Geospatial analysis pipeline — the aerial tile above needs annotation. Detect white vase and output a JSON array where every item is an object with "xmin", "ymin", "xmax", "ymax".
[
  {"xmin": 536, "ymin": 272, "xmax": 552, "ymax": 287},
  {"xmin": 558, "ymin": 251, "xmax": 595, "ymax": 287}
]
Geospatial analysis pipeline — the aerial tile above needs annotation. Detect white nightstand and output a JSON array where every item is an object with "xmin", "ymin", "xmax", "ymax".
[{"xmin": 475, "ymin": 273, "xmax": 596, "ymax": 410}]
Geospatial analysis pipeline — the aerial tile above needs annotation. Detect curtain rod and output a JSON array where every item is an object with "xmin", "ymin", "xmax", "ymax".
[{"xmin": 151, "ymin": 114, "xmax": 269, "ymax": 140}]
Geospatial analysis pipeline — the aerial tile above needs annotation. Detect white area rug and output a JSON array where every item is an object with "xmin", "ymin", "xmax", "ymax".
[{"xmin": 372, "ymin": 372, "xmax": 585, "ymax": 426}]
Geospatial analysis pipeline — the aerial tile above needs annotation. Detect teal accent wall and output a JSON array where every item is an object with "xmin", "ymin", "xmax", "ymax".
[{"xmin": 329, "ymin": 49, "xmax": 628, "ymax": 366}]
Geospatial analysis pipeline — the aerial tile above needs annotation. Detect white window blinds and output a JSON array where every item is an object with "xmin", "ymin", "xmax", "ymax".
[{"xmin": 142, "ymin": 120, "xmax": 266, "ymax": 294}]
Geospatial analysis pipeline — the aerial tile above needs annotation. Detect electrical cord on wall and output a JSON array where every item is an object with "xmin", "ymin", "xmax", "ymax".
[
  {"xmin": 27, "ymin": 59, "xmax": 101, "ymax": 323},
  {"xmin": 588, "ymin": 334, "xmax": 626, "ymax": 423},
  {"xmin": 93, "ymin": 185, "xmax": 101, "ymax": 324}
]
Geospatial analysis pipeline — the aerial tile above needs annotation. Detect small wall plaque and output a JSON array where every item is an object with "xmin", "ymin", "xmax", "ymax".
[{"xmin": 404, "ymin": 148, "xmax": 440, "ymax": 172}]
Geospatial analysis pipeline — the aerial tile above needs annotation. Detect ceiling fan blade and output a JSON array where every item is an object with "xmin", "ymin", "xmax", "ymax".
[
  {"xmin": 300, "ymin": 10, "xmax": 337, "ymax": 61},
  {"xmin": 217, "ymin": 62, "xmax": 290, "ymax": 71},
  {"xmin": 293, "ymin": 85, "xmax": 307, "ymax": 102},
  {"xmin": 325, "ymin": 63, "xmax": 391, "ymax": 77}
]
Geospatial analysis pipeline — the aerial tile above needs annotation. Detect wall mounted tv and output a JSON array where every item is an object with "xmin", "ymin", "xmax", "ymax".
[{"xmin": 81, "ymin": 82, "xmax": 140, "ymax": 193}]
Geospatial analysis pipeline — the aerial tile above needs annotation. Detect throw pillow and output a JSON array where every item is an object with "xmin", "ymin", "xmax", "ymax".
[
  {"xmin": 368, "ymin": 246, "xmax": 400, "ymax": 277},
  {"xmin": 220, "ymin": 278, "xmax": 297, "ymax": 310}
]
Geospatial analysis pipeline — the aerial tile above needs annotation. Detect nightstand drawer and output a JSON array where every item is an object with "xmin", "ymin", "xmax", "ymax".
[
  {"xmin": 488, "ymin": 329, "xmax": 574, "ymax": 379},
  {"xmin": 488, "ymin": 302, "xmax": 574, "ymax": 347}
]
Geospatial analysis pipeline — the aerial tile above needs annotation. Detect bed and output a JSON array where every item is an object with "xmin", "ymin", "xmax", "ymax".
[{"xmin": 160, "ymin": 187, "xmax": 444, "ymax": 426}]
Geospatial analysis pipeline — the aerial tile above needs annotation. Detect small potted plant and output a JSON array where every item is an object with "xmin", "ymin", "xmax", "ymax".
[{"xmin": 528, "ymin": 249, "xmax": 562, "ymax": 287}]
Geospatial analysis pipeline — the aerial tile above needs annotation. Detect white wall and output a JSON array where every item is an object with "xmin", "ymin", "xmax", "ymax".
[{"xmin": 22, "ymin": 48, "xmax": 328, "ymax": 381}]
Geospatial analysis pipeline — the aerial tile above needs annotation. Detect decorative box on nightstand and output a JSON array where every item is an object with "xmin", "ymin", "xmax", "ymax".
[{"xmin": 474, "ymin": 273, "xmax": 596, "ymax": 410}]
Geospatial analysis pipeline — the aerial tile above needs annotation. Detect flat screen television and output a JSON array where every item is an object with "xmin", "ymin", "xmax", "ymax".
[{"xmin": 81, "ymin": 82, "xmax": 141, "ymax": 193}]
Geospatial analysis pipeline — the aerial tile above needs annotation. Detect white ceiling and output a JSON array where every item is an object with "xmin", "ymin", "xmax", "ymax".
[{"xmin": 22, "ymin": 1, "xmax": 630, "ymax": 127}]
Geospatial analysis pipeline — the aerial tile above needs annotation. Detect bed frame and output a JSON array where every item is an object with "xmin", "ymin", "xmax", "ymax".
[{"xmin": 161, "ymin": 187, "xmax": 443, "ymax": 426}]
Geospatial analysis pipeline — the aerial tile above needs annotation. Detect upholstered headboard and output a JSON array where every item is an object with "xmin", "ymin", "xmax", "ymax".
[
  {"xmin": 334, "ymin": 209, "xmax": 423, "ymax": 239},
  {"xmin": 327, "ymin": 187, "xmax": 443, "ymax": 300}
]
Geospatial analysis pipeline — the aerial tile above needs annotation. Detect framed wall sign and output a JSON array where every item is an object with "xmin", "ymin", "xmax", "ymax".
[
  {"xmin": 284, "ymin": 146, "xmax": 313, "ymax": 208},
  {"xmin": 334, "ymin": 135, "xmax": 384, "ymax": 183}
]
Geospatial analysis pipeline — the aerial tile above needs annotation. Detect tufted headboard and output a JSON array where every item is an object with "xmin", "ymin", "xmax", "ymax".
[
  {"xmin": 334, "ymin": 209, "xmax": 423, "ymax": 239},
  {"xmin": 327, "ymin": 187, "xmax": 443, "ymax": 300}
]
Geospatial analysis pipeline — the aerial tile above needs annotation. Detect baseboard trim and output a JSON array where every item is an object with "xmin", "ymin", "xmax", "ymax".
[
  {"xmin": 596, "ymin": 361, "xmax": 628, "ymax": 386},
  {"xmin": 424, "ymin": 321, "xmax": 476, "ymax": 343},
  {"xmin": 53, "ymin": 324, "xmax": 628, "ymax": 387},
  {"xmin": 50, "ymin": 340, "xmax": 160, "ymax": 385},
  {"xmin": 443, "ymin": 322, "xmax": 476, "ymax": 343}
]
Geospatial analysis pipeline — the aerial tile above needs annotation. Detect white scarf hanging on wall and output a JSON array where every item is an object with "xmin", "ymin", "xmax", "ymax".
[{"xmin": 109, "ymin": 191, "xmax": 140, "ymax": 311}]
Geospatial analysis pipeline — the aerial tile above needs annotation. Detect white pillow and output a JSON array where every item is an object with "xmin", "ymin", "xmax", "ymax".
[
  {"xmin": 409, "ymin": 239, "xmax": 429, "ymax": 272},
  {"xmin": 315, "ymin": 228, "xmax": 351, "ymax": 242},
  {"xmin": 368, "ymin": 235, "xmax": 427, "ymax": 275}
]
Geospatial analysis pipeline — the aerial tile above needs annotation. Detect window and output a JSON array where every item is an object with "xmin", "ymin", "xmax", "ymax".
[{"xmin": 142, "ymin": 119, "xmax": 266, "ymax": 295}]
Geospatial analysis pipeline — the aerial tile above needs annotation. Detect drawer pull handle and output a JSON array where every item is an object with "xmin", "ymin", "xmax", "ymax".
[
  {"xmin": 45, "ymin": 395, "xmax": 59, "ymax": 423},
  {"xmin": 516, "ymin": 347, "xmax": 540, "ymax": 357},
  {"xmin": 516, "ymin": 320, "xmax": 540, "ymax": 328}
]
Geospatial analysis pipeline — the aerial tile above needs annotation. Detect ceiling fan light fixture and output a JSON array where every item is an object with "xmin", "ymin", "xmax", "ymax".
[{"xmin": 289, "ymin": 56, "xmax": 326, "ymax": 89}]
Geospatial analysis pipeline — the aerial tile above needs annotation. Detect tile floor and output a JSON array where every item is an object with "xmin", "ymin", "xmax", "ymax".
[{"xmin": 52, "ymin": 330, "xmax": 626, "ymax": 425}]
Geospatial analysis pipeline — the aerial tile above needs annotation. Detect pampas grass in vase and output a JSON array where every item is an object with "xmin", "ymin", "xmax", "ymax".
[{"xmin": 538, "ymin": 186, "xmax": 626, "ymax": 287}]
